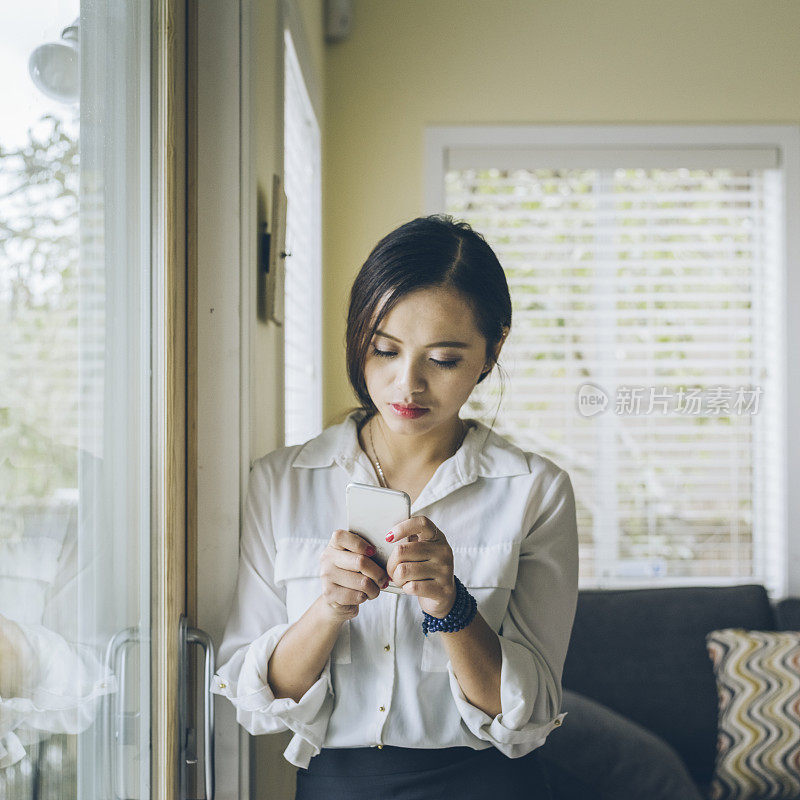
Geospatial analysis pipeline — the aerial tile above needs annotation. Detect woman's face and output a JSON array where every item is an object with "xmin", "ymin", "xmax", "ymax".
[{"xmin": 364, "ymin": 285, "xmax": 503, "ymax": 436}]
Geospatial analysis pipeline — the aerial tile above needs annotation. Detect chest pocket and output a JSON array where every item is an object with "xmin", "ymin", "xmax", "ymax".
[
  {"xmin": 273, "ymin": 538, "xmax": 351, "ymax": 664},
  {"xmin": 420, "ymin": 540, "xmax": 520, "ymax": 672}
]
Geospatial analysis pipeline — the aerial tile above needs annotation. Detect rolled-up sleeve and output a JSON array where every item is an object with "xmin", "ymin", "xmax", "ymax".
[
  {"xmin": 0, "ymin": 623, "xmax": 116, "ymax": 769},
  {"xmin": 448, "ymin": 468, "xmax": 579, "ymax": 757},
  {"xmin": 212, "ymin": 458, "xmax": 334, "ymax": 768}
]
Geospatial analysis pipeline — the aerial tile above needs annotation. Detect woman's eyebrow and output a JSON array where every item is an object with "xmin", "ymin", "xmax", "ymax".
[{"xmin": 374, "ymin": 330, "xmax": 470, "ymax": 348}]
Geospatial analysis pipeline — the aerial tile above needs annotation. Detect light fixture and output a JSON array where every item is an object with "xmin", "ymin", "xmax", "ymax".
[{"xmin": 28, "ymin": 17, "xmax": 80, "ymax": 104}]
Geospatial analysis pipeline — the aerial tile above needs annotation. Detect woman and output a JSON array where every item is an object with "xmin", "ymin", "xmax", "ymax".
[{"xmin": 213, "ymin": 215, "xmax": 579, "ymax": 799}]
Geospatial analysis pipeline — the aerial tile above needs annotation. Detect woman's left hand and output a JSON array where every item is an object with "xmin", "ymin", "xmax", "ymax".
[{"xmin": 384, "ymin": 516, "xmax": 457, "ymax": 618}]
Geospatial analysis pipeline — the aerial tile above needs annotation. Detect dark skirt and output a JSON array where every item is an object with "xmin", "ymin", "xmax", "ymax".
[{"xmin": 295, "ymin": 744, "xmax": 554, "ymax": 800}]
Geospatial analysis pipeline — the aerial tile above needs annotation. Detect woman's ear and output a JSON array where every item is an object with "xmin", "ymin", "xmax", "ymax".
[{"xmin": 483, "ymin": 326, "xmax": 510, "ymax": 375}]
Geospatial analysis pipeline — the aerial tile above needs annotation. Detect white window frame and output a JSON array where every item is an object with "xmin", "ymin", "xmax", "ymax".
[
  {"xmin": 424, "ymin": 124, "xmax": 800, "ymax": 598},
  {"xmin": 281, "ymin": 0, "xmax": 323, "ymax": 444}
]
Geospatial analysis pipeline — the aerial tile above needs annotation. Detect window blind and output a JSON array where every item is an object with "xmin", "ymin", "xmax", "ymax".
[
  {"xmin": 283, "ymin": 29, "xmax": 322, "ymax": 445},
  {"xmin": 446, "ymin": 160, "xmax": 786, "ymax": 596}
]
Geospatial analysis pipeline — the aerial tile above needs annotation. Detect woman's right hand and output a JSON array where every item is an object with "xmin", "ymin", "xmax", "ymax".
[{"xmin": 319, "ymin": 529, "xmax": 391, "ymax": 622}]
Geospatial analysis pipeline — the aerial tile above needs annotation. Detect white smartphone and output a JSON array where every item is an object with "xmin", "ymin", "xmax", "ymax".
[{"xmin": 346, "ymin": 481, "xmax": 410, "ymax": 594}]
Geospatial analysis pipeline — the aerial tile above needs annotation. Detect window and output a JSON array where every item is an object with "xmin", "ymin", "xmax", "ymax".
[
  {"xmin": 1, "ymin": 3, "xmax": 153, "ymax": 793},
  {"xmin": 283, "ymin": 27, "xmax": 322, "ymax": 445},
  {"xmin": 426, "ymin": 126, "xmax": 795, "ymax": 597}
]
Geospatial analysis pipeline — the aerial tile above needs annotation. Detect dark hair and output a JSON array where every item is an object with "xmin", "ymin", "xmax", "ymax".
[{"xmin": 344, "ymin": 214, "xmax": 512, "ymax": 419}]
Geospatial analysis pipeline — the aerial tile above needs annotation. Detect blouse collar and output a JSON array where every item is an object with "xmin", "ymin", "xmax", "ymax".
[{"xmin": 291, "ymin": 408, "xmax": 530, "ymax": 487}]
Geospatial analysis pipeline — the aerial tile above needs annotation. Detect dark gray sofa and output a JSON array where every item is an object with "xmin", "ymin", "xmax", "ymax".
[{"xmin": 538, "ymin": 584, "xmax": 800, "ymax": 800}]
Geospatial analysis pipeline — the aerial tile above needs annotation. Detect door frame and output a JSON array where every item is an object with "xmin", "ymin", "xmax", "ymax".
[
  {"xmin": 152, "ymin": 0, "xmax": 252, "ymax": 795},
  {"xmin": 193, "ymin": 0, "xmax": 254, "ymax": 798},
  {"xmin": 150, "ymin": 0, "xmax": 188, "ymax": 798}
]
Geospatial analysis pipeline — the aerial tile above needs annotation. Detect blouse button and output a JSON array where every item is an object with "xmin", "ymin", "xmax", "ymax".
[
  {"xmin": 553, "ymin": 718, "xmax": 561, "ymax": 726},
  {"xmin": 377, "ymin": 745, "xmax": 384, "ymax": 750},
  {"xmin": 379, "ymin": 706, "xmax": 385, "ymax": 712},
  {"xmin": 384, "ymin": 644, "xmax": 391, "ymax": 651},
  {"xmin": 219, "ymin": 682, "xmax": 226, "ymax": 689}
]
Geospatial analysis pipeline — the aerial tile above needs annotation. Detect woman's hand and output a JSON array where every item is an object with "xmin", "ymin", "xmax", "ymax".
[
  {"xmin": 319, "ymin": 529, "xmax": 391, "ymax": 623},
  {"xmin": 385, "ymin": 517, "xmax": 458, "ymax": 619}
]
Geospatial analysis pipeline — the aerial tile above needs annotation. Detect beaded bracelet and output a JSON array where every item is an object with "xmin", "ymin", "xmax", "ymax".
[{"xmin": 422, "ymin": 575, "xmax": 478, "ymax": 637}]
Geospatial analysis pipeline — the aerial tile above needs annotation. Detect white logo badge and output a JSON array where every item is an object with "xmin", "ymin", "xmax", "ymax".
[{"xmin": 576, "ymin": 383, "xmax": 609, "ymax": 417}]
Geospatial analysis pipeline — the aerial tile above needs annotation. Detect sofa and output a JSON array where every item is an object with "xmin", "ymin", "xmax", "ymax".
[{"xmin": 537, "ymin": 584, "xmax": 800, "ymax": 800}]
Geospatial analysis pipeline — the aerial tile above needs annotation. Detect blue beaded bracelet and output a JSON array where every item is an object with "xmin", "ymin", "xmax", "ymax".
[{"xmin": 422, "ymin": 575, "xmax": 477, "ymax": 637}]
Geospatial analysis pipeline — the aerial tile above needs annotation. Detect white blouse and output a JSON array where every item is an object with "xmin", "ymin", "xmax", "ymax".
[
  {"xmin": 0, "ymin": 494, "xmax": 116, "ymax": 770},
  {"xmin": 213, "ymin": 409, "xmax": 579, "ymax": 770}
]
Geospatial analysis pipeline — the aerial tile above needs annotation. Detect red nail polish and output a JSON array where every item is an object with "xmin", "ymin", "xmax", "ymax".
[
  {"xmin": 385, "ymin": 533, "xmax": 394, "ymax": 542},
  {"xmin": 365, "ymin": 545, "xmax": 376, "ymax": 556}
]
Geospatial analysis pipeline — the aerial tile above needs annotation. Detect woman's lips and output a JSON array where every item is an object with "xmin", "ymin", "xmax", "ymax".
[{"xmin": 390, "ymin": 404, "xmax": 429, "ymax": 419}]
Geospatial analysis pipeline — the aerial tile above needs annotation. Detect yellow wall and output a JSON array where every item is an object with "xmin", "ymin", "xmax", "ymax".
[
  {"xmin": 322, "ymin": 0, "xmax": 800, "ymax": 425},
  {"xmin": 297, "ymin": 0, "xmax": 325, "ymax": 86}
]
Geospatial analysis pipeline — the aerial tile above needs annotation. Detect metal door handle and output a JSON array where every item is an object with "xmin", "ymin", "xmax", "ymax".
[
  {"xmin": 179, "ymin": 616, "xmax": 215, "ymax": 800},
  {"xmin": 103, "ymin": 626, "xmax": 145, "ymax": 800}
]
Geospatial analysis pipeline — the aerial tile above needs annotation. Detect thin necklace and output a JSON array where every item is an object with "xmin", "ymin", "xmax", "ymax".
[
  {"xmin": 368, "ymin": 420, "xmax": 388, "ymax": 487},
  {"xmin": 367, "ymin": 415, "xmax": 468, "ymax": 489}
]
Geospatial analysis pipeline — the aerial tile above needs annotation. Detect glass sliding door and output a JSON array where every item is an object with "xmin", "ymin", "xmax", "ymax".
[{"xmin": 1, "ymin": 2, "xmax": 158, "ymax": 798}]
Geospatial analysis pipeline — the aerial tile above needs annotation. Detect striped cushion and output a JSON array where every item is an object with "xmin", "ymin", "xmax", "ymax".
[{"xmin": 705, "ymin": 628, "xmax": 800, "ymax": 800}]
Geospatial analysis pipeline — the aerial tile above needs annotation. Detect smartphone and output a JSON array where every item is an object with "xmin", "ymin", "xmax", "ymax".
[{"xmin": 346, "ymin": 482, "xmax": 410, "ymax": 594}]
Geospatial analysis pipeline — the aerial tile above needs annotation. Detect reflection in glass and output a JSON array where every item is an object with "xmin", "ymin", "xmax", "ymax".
[
  {"xmin": 1, "ymin": 4, "xmax": 151, "ymax": 798},
  {"xmin": 28, "ymin": 19, "xmax": 80, "ymax": 104}
]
